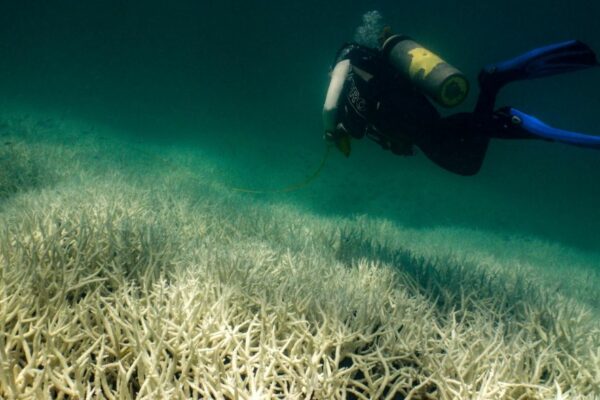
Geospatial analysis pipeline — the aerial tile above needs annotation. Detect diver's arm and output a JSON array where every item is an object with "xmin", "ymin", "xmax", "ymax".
[{"xmin": 323, "ymin": 59, "xmax": 351, "ymax": 136}]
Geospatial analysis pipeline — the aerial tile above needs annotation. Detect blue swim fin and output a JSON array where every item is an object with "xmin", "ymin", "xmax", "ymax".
[
  {"xmin": 509, "ymin": 108, "xmax": 600, "ymax": 149},
  {"xmin": 482, "ymin": 40, "xmax": 598, "ymax": 86},
  {"xmin": 476, "ymin": 40, "xmax": 599, "ymax": 115}
]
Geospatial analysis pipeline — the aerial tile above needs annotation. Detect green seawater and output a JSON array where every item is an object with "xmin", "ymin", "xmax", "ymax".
[
  {"xmin": 0, "ymin": 1, "xmax": 598, "ymax": 259},
  {"xmin": 1, "ymin": 2, "xmax": 600, "ymax": 397}
]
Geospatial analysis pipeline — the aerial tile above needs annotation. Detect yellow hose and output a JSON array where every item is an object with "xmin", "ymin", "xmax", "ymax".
[
  {"xmin": 229, "ymin": 143, "xmax": 333, "ymax": 194},
  {"xmin": 126, "ymin": 140, "xmax": 333, "ymax": 195}
]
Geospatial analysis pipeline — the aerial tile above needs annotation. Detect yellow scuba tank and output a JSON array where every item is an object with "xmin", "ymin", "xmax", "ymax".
[{"xmin": 382, "ymin": 35, "xmax": 469, "ymax": 107}]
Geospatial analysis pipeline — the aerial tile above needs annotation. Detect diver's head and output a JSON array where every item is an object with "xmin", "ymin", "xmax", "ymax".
[{"xmin": 354, "ymin": 10, "xmax": 385, "ymax": 49}]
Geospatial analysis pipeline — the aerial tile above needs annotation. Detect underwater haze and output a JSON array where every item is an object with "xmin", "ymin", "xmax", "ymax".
[
  {"xmin": 1, "ymin": 0, "xmax": 600, "ymax": 398},
  {"xmin": 1, "ymin": 0, "xmax": 600, "ymax": 249}
]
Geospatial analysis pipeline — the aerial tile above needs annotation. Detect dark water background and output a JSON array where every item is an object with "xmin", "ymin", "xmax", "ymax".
[{"xmin": 1, "ymin": 0, "xmax": 599, "ymax": 255}]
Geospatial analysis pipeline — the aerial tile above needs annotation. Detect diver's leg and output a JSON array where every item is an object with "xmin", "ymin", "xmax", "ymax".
[
  {"xmin": 475, "ymin": 40, "xmax": 598, "ymax": 115},
  {"xmin": 488, "ymin": 107, "xmax": 600, "ymax": 148},
  {"xmin": 416, "ymin": 113, "xmax": 490, "ymax": 176}
]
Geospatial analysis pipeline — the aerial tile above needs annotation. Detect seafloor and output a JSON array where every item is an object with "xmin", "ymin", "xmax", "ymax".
[{"xmin": 0, "ymin": 111, "xmax": 599, "ymax": 399}]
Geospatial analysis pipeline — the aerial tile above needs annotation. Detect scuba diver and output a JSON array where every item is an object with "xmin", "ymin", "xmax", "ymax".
[{"xmin": 323, "ymin": 28, "xmax": 600, "ymax": 175}]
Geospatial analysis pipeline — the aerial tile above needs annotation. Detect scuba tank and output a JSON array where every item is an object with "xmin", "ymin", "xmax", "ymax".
[{"xmin": 382, "ymin": 35, "xmax": 470, "ymax": 107}]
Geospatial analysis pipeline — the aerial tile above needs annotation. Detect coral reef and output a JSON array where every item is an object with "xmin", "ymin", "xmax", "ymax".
[{"xmin": 0, "ymin": 115, "xmax": 599, "ymax": 399}]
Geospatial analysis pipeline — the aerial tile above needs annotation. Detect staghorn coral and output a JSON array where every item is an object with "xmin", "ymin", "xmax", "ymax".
[
  {"xmin": 0, "ymin": 140, "xmax": 45, "ymax": 199},
  {"xmin": 1, "ymin": 181, "xmax": 599, "ymax": 399},
  {"xmin": 0, "ymin": 114, "xmax": 599, "ymax": 399}
]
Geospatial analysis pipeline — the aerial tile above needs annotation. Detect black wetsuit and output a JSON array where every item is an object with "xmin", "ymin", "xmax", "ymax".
[{"xmin": 333, "ymin": 43, "xmax": 533, "ymax": 176}]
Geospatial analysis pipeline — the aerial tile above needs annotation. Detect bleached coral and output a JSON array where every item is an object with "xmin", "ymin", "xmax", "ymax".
[{"xmin": 0, "ymin": 115, "xmax": 599, "ymax": 399}]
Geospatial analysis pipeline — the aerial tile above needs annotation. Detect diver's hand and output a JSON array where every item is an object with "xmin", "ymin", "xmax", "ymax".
[
  {"xmin": 324, "ymin": 123, "xmax": 352, "ymax": 157},
  {"xmin": 324, "ymin": 131, "xmax": 337, "ymax": 142},
  {"xmin": 323, "ymin": 123, "xmax": 348, "ymax": 142}
]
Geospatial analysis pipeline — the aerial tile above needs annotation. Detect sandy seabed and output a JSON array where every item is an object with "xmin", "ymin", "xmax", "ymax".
[{"xmin": 0, "ymin": 113, "xmax": 599, "ymax": 399}]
